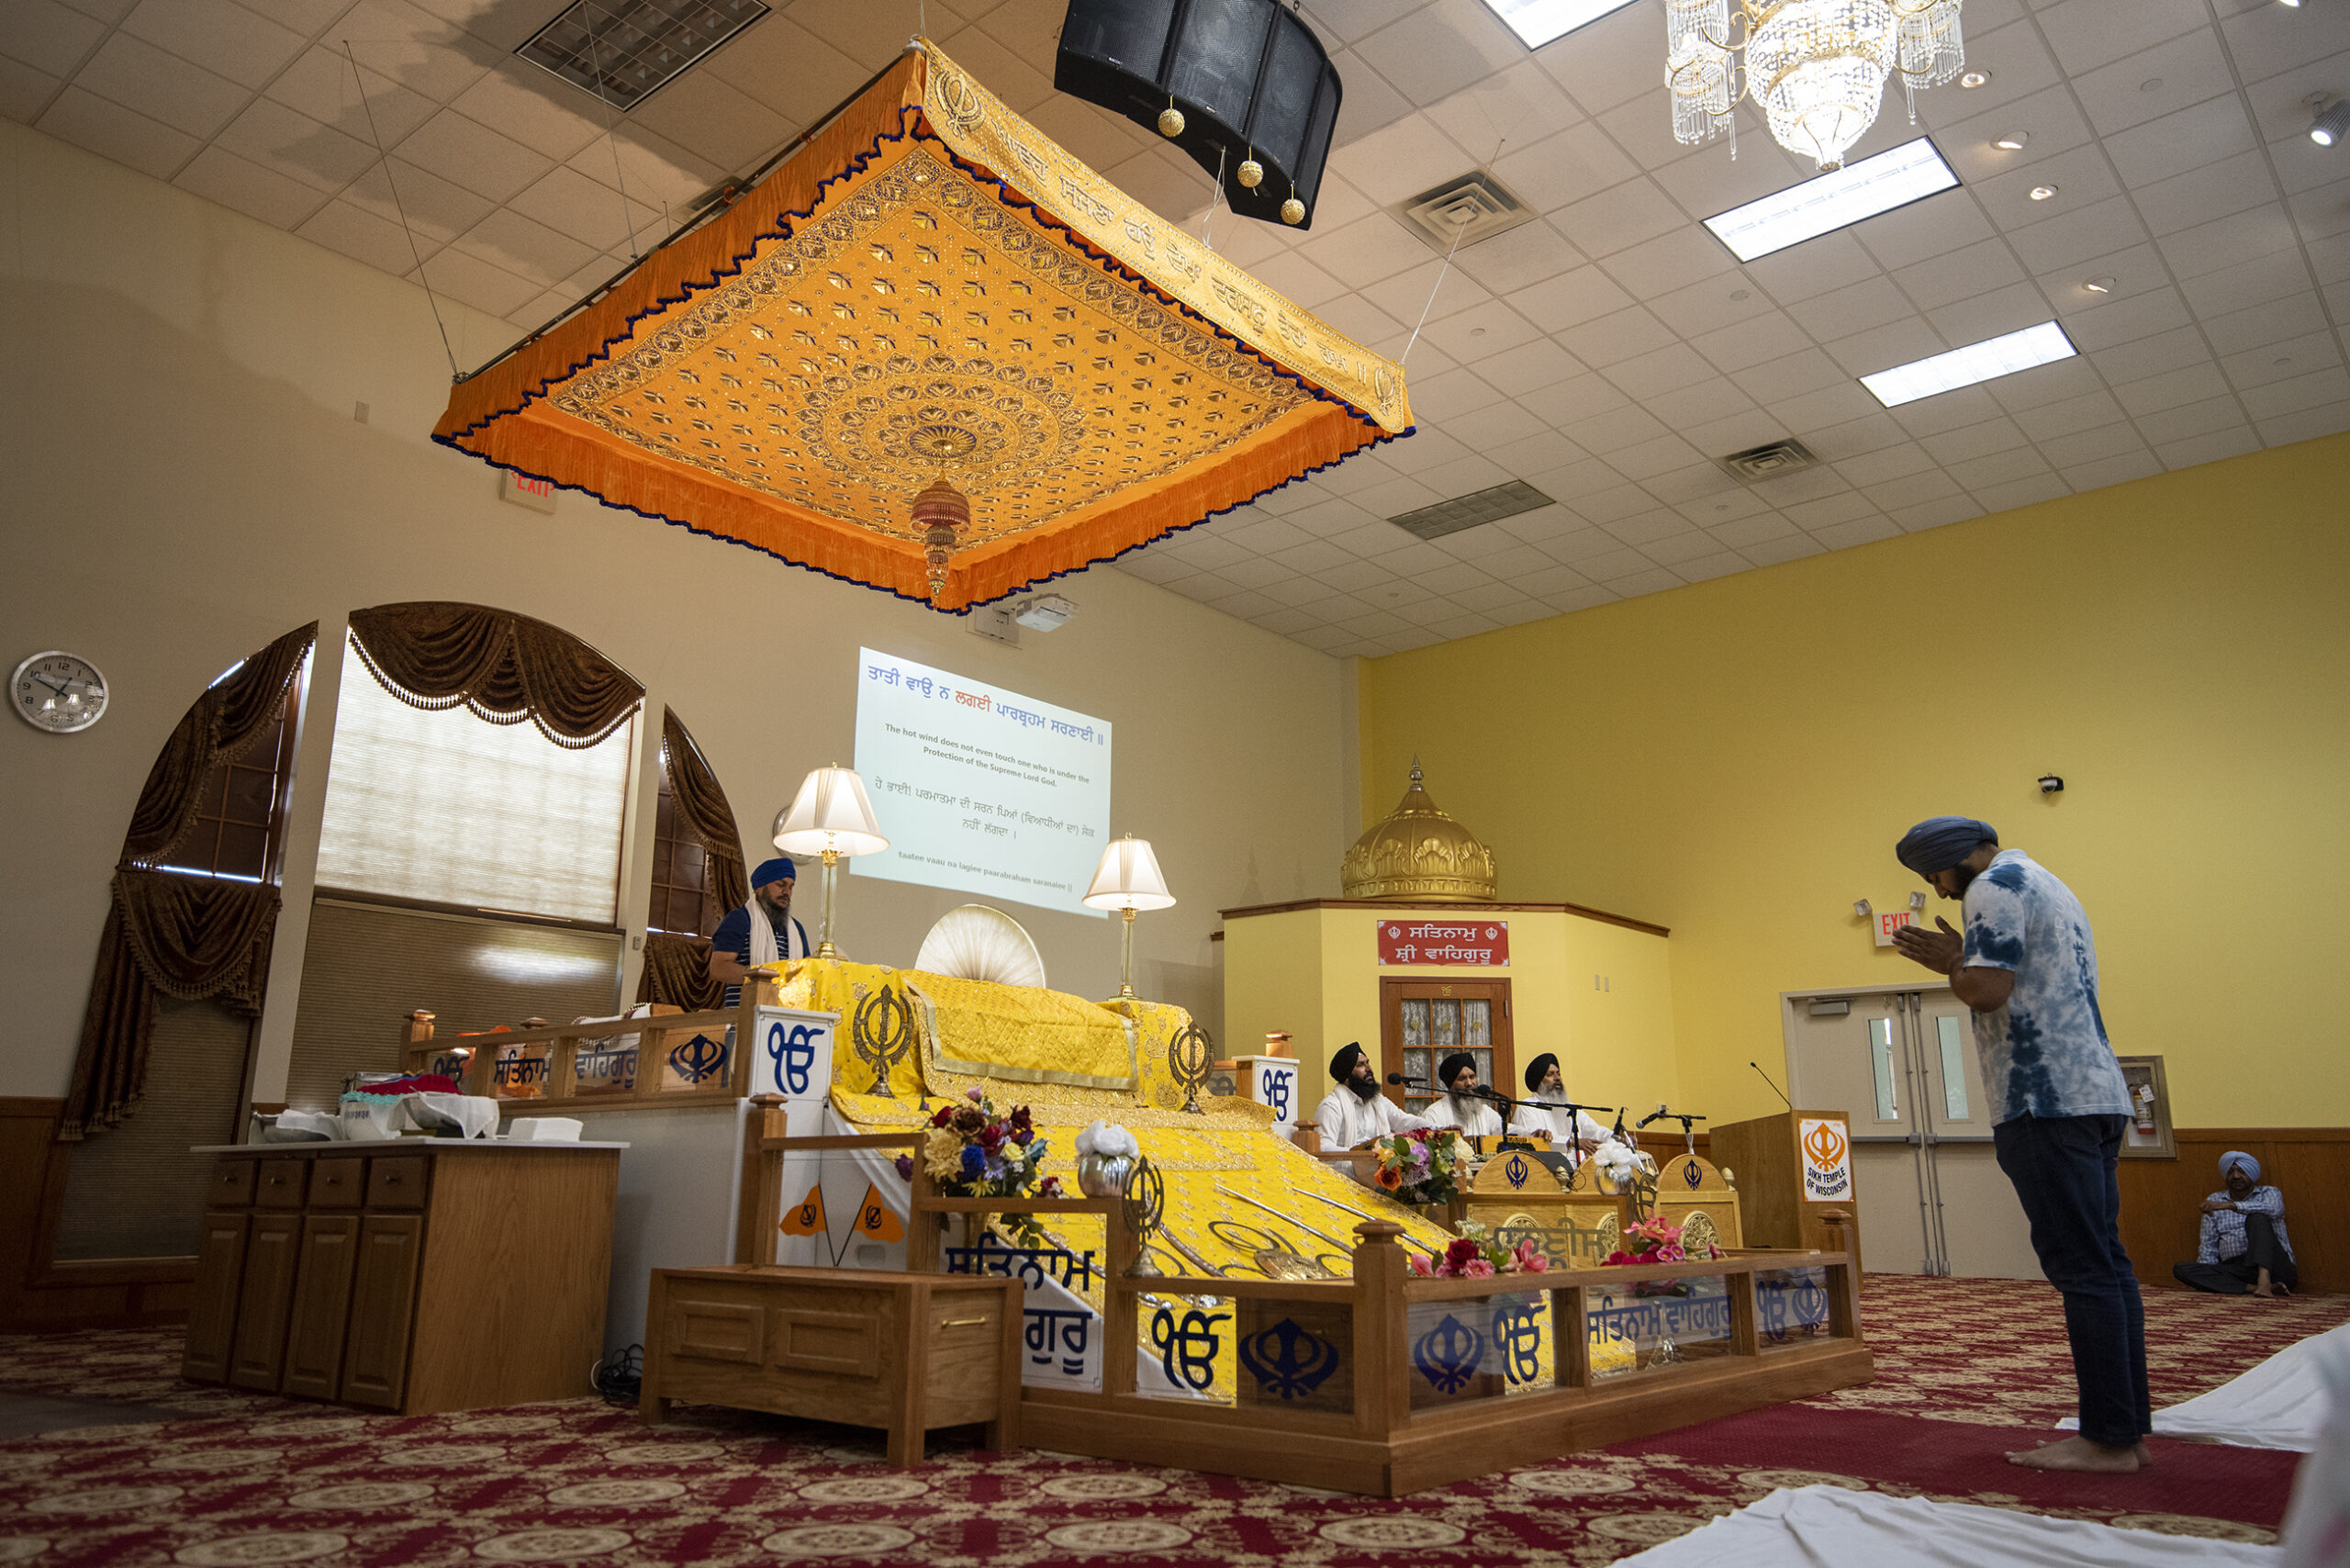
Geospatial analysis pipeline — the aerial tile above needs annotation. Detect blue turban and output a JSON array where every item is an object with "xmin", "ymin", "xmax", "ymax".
[
  {"xmin": 1896, "ymin": 817, "xmax": 1998, "ymax": 876},
  {"xmin": 2221, "ymin": 1150, "xmax": 2259, "ymax": 1183},
  {"xmin": 750, "ymin": 857, "xmax": 798, "ymax": 888}
]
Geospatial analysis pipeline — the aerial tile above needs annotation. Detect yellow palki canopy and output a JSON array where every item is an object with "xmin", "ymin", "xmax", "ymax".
[{"xmin": 435, "ymin": 40, "xmax": 1413, "ymax": 611}]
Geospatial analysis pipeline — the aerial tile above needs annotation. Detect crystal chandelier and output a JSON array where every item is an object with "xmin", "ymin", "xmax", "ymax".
[{"xmin": 1668, "ymin": 0, "xmax": 1964, "ymax": 171}]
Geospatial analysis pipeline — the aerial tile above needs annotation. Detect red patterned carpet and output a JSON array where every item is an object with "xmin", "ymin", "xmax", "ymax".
[{"xmin": 0, "ymin": 1275, "xmax": 2339, "ymax": 1567}]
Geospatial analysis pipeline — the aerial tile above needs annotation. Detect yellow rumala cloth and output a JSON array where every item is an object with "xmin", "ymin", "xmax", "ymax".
[{"xmin": 434, "ymin": 39, "xmax": 1411, "ymax": 611}]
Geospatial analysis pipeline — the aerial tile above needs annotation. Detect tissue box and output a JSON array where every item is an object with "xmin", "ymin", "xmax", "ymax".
[{"xmin": 507, "ymin": 1116, "xmax": 583, "ymax": 1143}]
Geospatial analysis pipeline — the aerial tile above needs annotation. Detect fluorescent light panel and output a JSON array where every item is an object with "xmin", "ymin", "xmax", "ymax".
[
  {"xmin": 1861, "ymin": 321, "xmax": 2077, "ymax": 407},
  {"xmin": 1478, "ymin": 0, "xmax": 1642, "ymax": 50},
  {"xmin": 1704, "ymin": 139, "xmax": 1960, "ymax": 262}
]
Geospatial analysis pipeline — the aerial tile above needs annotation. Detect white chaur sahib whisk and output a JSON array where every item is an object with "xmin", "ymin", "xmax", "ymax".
[
  {"xmin": 914, "ymin": 904, "xmax": 1049, "ymax": 990},
  {"xmin": 1665, "ymin": 0, "xmax": 1965, "ymax": 173}
]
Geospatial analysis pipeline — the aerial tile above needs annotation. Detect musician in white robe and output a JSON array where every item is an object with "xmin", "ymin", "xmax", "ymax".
[
  {"xmin": 1308, "ymin": 1042, "xmax": 1434, "ymax": 1149},
  {"xmin": 1428, "ymin": 1052, "xmax": 1505, "ymax": 1137},
  {"xmin": 1509, "ymin": 1052, "xmax": 1610, "ymax": 1157}
]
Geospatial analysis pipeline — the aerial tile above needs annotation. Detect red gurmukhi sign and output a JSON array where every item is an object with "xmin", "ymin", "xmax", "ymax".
[{"xmin": 1376, "ymin": 919, "xmax": 1509, "ymax": 967}]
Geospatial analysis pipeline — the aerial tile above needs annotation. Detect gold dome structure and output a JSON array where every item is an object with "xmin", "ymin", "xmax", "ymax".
[{"xmin": 1341, "ymin": 760, "xmax": 1497, "ymax": 902}]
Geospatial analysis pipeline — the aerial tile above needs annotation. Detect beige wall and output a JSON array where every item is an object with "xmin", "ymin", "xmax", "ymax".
[{"xmin": 0, "ymin": 120, "xmax": 1355, "ymax": 1101}]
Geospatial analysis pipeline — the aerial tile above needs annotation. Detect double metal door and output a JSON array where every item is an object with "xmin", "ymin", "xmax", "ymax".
[{"xmin": 1785, "ymin": 987, "xmax": 2041, "ymax": 1279}]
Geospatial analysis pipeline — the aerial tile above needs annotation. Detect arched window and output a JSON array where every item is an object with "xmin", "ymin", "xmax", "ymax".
[
  {"xmin": 637, "ymin": 709, "xmax": 748, "ymax": 1013},
  {"xmin": 51, "ymin": 624, "xmax": 316, "ymax": 1264},
  {"xmin": 283, "ymin": 604, "xmax": 646, "ymax": 1114}
]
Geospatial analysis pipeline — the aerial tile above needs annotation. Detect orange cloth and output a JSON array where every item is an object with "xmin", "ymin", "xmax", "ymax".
[{"xmin": 434, "ymin": 43, "xmax": 1411, "ymax": 610}]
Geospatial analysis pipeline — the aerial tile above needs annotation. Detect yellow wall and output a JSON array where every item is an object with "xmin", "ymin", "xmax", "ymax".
[
  {"xmin": 1360, "ymin": 431, "xmax": 2350, "ymax": 1131},
  {"xmin": 1225, "ymin": 905, "xmax": 1677, "ymax": 1116}
]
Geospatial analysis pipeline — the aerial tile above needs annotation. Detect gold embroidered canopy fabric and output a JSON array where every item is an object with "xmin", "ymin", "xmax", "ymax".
[{"xmin": 434, "ymin": 40, "xmax": 1412, "ymax": 611}]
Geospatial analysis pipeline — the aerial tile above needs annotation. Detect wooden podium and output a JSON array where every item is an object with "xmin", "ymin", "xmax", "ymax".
[{"xmin": 1712, "ymin": 1110, "xmax": 1862, "ymax": 1273}]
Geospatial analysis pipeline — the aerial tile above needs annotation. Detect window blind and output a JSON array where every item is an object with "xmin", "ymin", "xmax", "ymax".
[{"xmin": 315, "ymin": 644, "xmax": 634, "ymax": 924}]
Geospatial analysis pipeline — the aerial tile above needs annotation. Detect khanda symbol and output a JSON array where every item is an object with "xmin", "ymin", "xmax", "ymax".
[
  {"xmin": 1505, "ymin": 1154, "xmax": 1529, "ymax": 1190},
  {"xmin": 1148, "ymin": 1306, "xmax": 1229, "ymax": 1392},
  {"xmin": 1237, "ymin": 1317, "xmax": 1340, "ymax": 1401},
  {"xmin": 667, "ymin": 1033, "xmax": 727, "ymax": 1085},
  {"xmin": 1411, "ymin": 1313, "xmax": 1485, "ymax": 1394},
  {"xmin": 851, "ymin": 985, "xmax": 913, "ymax": 1099}
]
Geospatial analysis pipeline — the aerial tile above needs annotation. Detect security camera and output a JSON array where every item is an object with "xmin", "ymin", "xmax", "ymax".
[{"xmin": 2038, "ymin": 775, "xmax": 2065, "ymax": 794}]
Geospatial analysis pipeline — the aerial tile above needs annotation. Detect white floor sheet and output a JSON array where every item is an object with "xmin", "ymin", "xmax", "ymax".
[
  {"xmin": 1617, "ymin": 1486, "xmax": 2281, "ymax": 1568},
  {"xmin": 2057, "ymin": 1324, "xmax": 2350, "ymax": 1452}
]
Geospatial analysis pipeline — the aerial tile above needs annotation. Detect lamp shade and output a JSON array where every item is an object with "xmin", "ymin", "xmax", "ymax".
[
  {"xmin": 1082, "ymin": 836, "xmax": 1176, "ymax": 912},
  {"xmin": 773, "ymin": 767, "xmax": 890, "ymax": 858}
]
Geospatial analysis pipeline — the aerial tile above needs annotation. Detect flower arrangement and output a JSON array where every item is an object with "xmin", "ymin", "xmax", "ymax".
[
  {"xmin": 1371, "ymin": 1127, "xmax": 1465, "ymax": 1206},
  {"xmin": 1587, "ymin": 1137, "xmax": 1658, "ymax": 1190},
  {"xmin": 1603, "ymin": 1215, "xmax": 1723, "ymax": 1295},
  {"xmin": 1408, "ymin": 1220, "xmax": 1550, "ymax": 1279},
  {"xmin": 893, "ymin": 1087, "xmax": 1062, "ymax": 1245}
]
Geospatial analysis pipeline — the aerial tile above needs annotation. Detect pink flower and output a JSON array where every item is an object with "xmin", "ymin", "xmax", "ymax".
[
  {"xmin": 966, "ymin": 1087, "xmax": 984, "ymax": 1102},
  {"xmin": 1658, "ymin": 1243, "xmax": 1685, "ymax": 1262},
  {"xmin": 1463, "ymin": 1258, "xmax": 1496, "ymax": 1278},
  {"xmin": 1521, "ymin": 1252, "xmax": 1550, "ymax": 1273},
  {"xmin": 1408, "ymin": 1252, "xmax": 1434, "ymax": 1277}
]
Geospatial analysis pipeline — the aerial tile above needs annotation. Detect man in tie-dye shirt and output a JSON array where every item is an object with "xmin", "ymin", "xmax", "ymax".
[{"xmin": 1892, "ymin": 817, "xmax": 2144, "ymax": 1475}]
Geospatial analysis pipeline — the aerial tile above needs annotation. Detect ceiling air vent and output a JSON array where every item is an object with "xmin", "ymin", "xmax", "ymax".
[
  {"xmin": 517, "ymin": 0, "xmax": 769, "ymax": 111},
  {"xmin": 1714, "ymin": 438, "xmax": 1821, "ymax": 484},
  {"xmin": 1390, "ymin": 479, "xmax": 1554, "ymax": 541},
  {"xmin": 1394, "ymin": 171, "xmax": 1539, "ymax": 253}
]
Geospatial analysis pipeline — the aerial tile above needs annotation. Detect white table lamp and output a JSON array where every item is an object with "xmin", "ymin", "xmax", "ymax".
[
  {"xmin": 772, "ymin": 766, "xmax": 890, "ymax": 959},
  {"xmin": 1082, "ymin": 836, "xmax": 1175, "ymax": 1000}
]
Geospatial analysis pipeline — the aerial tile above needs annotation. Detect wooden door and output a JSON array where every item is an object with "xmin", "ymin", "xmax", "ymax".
[
  {"xmin": 229, "ymin": 1213, "xmax": 302, "ymax": 1390},
  {"xmin": 341, "ymin": 1214, "xmax": 425, "ymax": 1409},
  {"xmin": 182, "ymin": 1211, "xmax": 251, "ymax": 1383},
  {"xmin": 283, "ymin": 1215, "xmax": 362, "ymax": 1400},
  {"xmin": 1380, "ymin": 978, "xmax": 1514, "ymax": 1119}
]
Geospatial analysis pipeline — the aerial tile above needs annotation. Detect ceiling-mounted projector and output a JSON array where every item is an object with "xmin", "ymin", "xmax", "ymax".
[{"xmin": 1013, "ymin": 594, "xmax": 1078, "ymax": 632}]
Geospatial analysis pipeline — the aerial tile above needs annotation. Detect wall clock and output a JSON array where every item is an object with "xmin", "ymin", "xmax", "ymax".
[{"xmin": 12, "ymin": 651, "xmax": 109, "ymax": 734}]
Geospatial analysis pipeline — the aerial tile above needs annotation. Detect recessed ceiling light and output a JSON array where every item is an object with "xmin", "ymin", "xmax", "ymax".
[
  {"xmin": 2084, "ymin": 276, "xmax": 2116, "ymax": 294},
  {"xmin": 1992, "ymin": 130, "xmax": 2030, "ymax": 151},
  {"xmin": 1473, "ymin": 0, "xmax": 1642, "ymax": 49},
  {"xmin": 1703, "ymin": 138, "xmax": 1960, "ymax": 262},
  {"xmin": 1960, "ymin": 70, "xmax": 1991, "ymax": 88},
  {"xmin": 2030, "ymin": 185, "xmax": 2059, "ymax": 201},
  {"xmin": 2281, "ymin": 0, "xmax": 2302, "ymax": 8},
  {"xmin": 1861, "ymin": 321, "xmax": 2078, "ymax": 408}
]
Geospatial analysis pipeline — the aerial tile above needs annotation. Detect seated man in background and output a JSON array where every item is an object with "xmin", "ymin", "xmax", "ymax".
[
  {"xmin": 2175, "ymin": 1152, "xmax": 2297, "ymax": 1298},
  {"xmin": 1429, "ymin": 1052, "xmax": 1505, "ymax": 1137}
]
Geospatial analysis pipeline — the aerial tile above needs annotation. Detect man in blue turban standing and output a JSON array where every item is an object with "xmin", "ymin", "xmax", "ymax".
[
  {"xmin": 1891, "ymin": 817, "xmax": 2148, "ymax": 1473},
  {"xmin": 707, "ymin": 857, "xmax": 811, "ymax": 1010}
]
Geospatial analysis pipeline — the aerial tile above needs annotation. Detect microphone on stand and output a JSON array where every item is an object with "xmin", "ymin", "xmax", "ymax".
[
  {"xmin": 1751, "ymin": 1060, "xmax": 1794, "ymax": 1109},
  {"xmin": 1386, "ymin": 1072, "xmax": 1429, "ymax": 1087}
]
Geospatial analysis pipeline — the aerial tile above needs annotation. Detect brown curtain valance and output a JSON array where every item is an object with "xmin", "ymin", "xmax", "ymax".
[
  {"xmin": 121, "ymin": 623, "xmax": 317, "ymax": 867},
  {"xmin": 62, "ymin": 870, "xmax": 282, "ymax": 1140},
  {"xmin": 348, "ymin": 601, "xmax": 642, "ymax": 748},
  {"xmin": 661, "ymin": 708, "xmax": 748, "ymax": 920},
  {"xmin": 636, "ymin": 933, "xmax": 722, "ymax": 1012}
]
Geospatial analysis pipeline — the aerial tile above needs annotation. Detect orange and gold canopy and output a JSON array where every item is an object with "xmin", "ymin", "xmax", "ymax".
[{"xmin": 435, "ymin": 40, "xmax": 1413, "ymax": 611}]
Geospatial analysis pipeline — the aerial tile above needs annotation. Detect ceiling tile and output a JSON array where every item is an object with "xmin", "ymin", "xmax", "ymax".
[
  {"xmin": 1644, "ymin": 376, "xmax": 1761, "ymax": 431},
  {"xmin": 1425, "ymin": 55, "xmax": 1584, "ymax": 158},
  {"xmin": 708, "ymin": 16, "xmax": 870, "ymax": 129},
  {"xmin": 2254, "ymin": 400, "xmax": 2350, "ymax": 446},
  {"xmin": 507, "ymin": 162, "xmax": 661, "ymax": 253},
  {"xmin": 1554, "ymin": 303, "xmax": 1676, "ymax": 367},
  {"xmin": 1326, "ymin": 48, "xmax": 1416, "ymax": 147},
  {"xmin": 4, "ymin": 0, "xmax": 106, "ymax": 77},
  {"xmin": 2219, "ymin": 0, "xmax": 2350, "ymax": 83},
  {"xmin": 2155, "ymin": 202, "xmax": 2302, "ymax": 281},
  {"xmin": 76, "ymin": 31, "xmax": 251, "ymax": 139},
  {"xmin": 2033, "ymin": 420, "xmax": 2150, "ymax": 469},
  {"xmin": 1890, "ymin": 494, "xmax": 1986, "ymax": 530},
  {"xmin": 1598, "ymin": 342, "xmax": 1718, "ymax": 403},
  {"xmin": 1785, "ymin": 274, "xmax": 1917, "ymax": 341},
  {"xmin": 2058, "ymin": 450, "xmax": 2164, "ymax": 489},
  {"xmin": 268, "ymin": 47, "xmax": 436, "ymax": 148},
  {"xmin": 1743, "ymin": 231, "xmax": 1882, "ymax": 306},
  {"xmin": 396, "ymin": 106, "xmax": 553, "ymax": 203},
  {"xmin": 1300, "ymin": 210, "xmax": 1431, "ymax": 288},
  {"xmin": 2134, "ymin": 390, "xmax": 2248, "ymax": 443},
  {"xmin": 2154, "ymin": 425, "xmax": 2261, "ymax": 467},
  {"xmin": 0, "ymin": 56, "xmax": 63, "ymax": 120},
  {"xmin": 341, "ymin": 153, "xmax": 493, "ymax": 244},
  {"xmin": 2137, "ymin": 151, "xmax": 2282, "ymax": 241},
  {"xmin": 938, "ymin": 17, "xmax": 1054, "ymax": 111},
  {"xmin": 1596, "ymin": 225, "xmax": 1736, "ymax": 300},
  {"xmin": 1893, "ymin": 235, "xmax": 2031, "ymax": 314},
  {"xmin": 215, "ymin": 95, "xmax": 377, "ymax": 193},
  {"xmin": 2239, "ymin": 364, "xmax": 2350, "ymax": 420},
  {"xmin": 452, "ymin": 207, "xmax": 598, "ymax": 288},
  {"xmin": 2204, "ymin": 292, "xmax": 2332, "ymax": 358},
  {"xmin": 1931, "ymin": 85, "xmax": 2096, "ymax": 185},
  {"xmin": 297, "ymin": 195, "xmax": 437, "ymax": 272},
  {"xmin": 2036, "ymin": 0, "xmax": 2208, "ymax": 77},
  {"xmin": 448, "ymin": 64, "xmax": 610, "ymax": 164},
  {"xmin": 1506, "ymin": 263, "xmax": 1635, "ymax": 333},
  {"xmin": 37, "ymin": 83, "xmax": 197, "ymax": 176},
  {"xmin": 2222, "ymin": 330, "xmax": 2343, "ymax": 391},
  {"xmin": 414, "ymin": 242, "xmax": 539, "ymax": 316},
  {"xmin": 1850, "ymin": 188, "xmax": 1997, "ymax": 274},
  {"xmin": 1821, "ymin": 316, "xmax": 1947, "ymax": 377},
  {"xmin": 2070, "ymin": 30, "xmax": 2235, "ymax": 138},
  {"xmin": 2178, "ymin": 246, "xmax": 2317, "ymax": 318},
  {"xmin": 2103, "ymin": 92, "xmax": 2259, "ymax": 187},
  {"xmin": 2011, "ymin": 387, "xmax": 2129, "ymax": 440},
  {"xmin": 1331, "ymin": 111, "xmax": 1481, "ymax": 207},
  {"xmin": 174, "ymin": 140, "xmax": 327, "ymax": 226},
  {"xmin": 2006, "ymin": 196, "xmax": 2150, "ymax": 273},
  {"xmin": 1834, "ymin": 442, "xmax": 1938, "ymax": 487},
  {"xmin": 2061, "ymin": 284, "xmax": 2195, "ymax": 352},
  {"xmin": 1976, "ymin": 139, "xmax": 2125, "ymax": 225},
  {"xmin": 1555, "ymin": 176, "xmax": 1684, "ymax": 259},
  {"xmin": 119, "ymin": 0, "xmax": 304, "ymax": 89},
  {"xmin": 1352, "ymin": 0, "xmax": 1520, "ymax": 108},
  {"xmin": 324, "ymin": 0, "xmax": 496, "ymax": 105},
  {"xmin": 1527, "ymin": 1, "xmax": 1654, "ymax": 112}
]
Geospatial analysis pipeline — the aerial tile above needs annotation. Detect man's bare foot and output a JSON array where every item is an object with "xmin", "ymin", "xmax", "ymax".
[
  {"xmin": 2006, "ymin": 1436, "xmax": 2142, "ymax": 1473},
  {"xmin": 2251, "ymin": 1282, "xmax": 2277, "ymax": 1298},
  {"xmin": 2134, "ymin": 1441, "xmax": 2154, "ymax": 1466}
]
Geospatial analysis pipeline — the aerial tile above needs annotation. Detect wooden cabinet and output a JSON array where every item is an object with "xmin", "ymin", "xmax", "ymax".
[
  {"xmin": 340, "ymin": 1215, "xmax": 423, "ymax": 1408},
  {"xmin": 282, "ymin": 1215, "xmax": 362, "ymax": 1400},
  {"xmin": 183, "ymin": 1211, "xmax": 251, "ymax": 1383},
  {"xmin": 183, "ymin": 1143, "xmax": 621, "ymax": 1415}
]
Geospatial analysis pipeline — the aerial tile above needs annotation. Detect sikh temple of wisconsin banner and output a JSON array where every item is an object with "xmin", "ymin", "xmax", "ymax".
[{"xmin": 434, "ymin": 39, "xmax": 1414, "ymax": 611}]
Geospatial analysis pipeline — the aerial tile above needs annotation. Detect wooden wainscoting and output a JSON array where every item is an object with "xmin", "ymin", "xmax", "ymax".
[
  {"xmin": 0, "ymin": 1098, "xmax": 196, "ymax": 1333},
  {"xmin": 2118, "ymin": 1128, "xmax": 2347, "ymax": 1296}
]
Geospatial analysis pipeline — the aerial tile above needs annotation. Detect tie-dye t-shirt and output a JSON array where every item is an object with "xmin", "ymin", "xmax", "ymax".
[{"xmin": 1961, "ymin": 849, "xmax": 2132, "ymax": 1125}]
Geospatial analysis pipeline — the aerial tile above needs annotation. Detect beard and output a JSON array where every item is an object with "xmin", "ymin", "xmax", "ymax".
[
  {"xmin": 1348, "ymin": 1071, "xmax": 1382, "ymax": 1102},
  {"xmin": 761, "ymin": 888, "xmax": 793, "ymax": 915}
]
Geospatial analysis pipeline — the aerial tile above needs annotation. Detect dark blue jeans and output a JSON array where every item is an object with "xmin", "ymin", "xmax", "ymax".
[{"xmin": 1991, "ymin": 1113, "xmax": 2150, "ymax": 1446}]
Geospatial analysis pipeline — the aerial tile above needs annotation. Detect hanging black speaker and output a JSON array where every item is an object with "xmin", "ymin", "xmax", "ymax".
[{"xmin": 1055, "ymin": 0, "xmax": 1342, "ymax": 230}]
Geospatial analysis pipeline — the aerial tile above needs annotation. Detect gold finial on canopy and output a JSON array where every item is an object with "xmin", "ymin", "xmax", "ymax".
[{"xmin": 1340, "ymin": 757, "xmax": 1497, "ymax": 902}]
